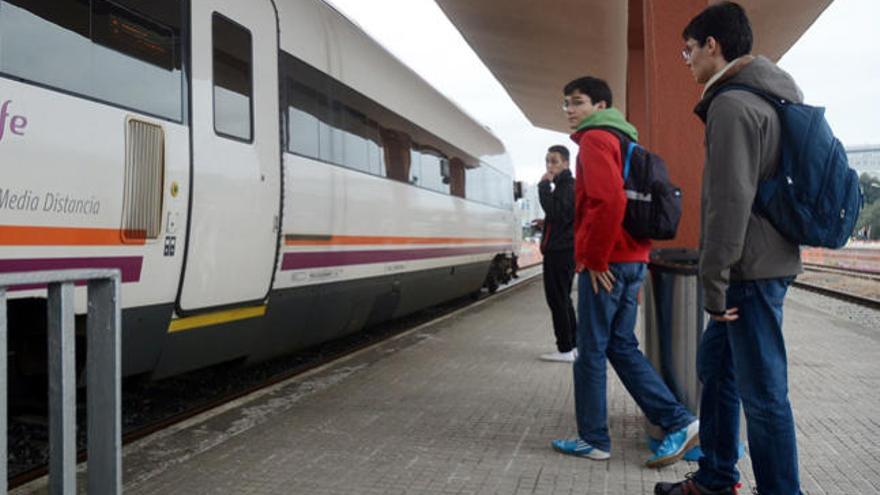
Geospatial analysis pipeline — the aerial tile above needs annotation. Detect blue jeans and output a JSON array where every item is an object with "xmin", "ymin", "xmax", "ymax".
[
  {"xmin": 694, "ymin": 277, "xmax": 801, "ymax": 495},
  {"xmin": 574, "ymin": 262, "xmax": 694, "ymax": 452}
]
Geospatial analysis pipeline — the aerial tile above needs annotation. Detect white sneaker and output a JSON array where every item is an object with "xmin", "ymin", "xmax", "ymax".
[{"xmin": 539, "ymin": 349, "xmax": 576, "ymax": 362}]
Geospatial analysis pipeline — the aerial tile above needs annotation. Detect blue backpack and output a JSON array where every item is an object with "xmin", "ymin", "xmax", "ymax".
[{"xmin": 713, "ymin": 84, "xmax": 863, "ymax": 248}]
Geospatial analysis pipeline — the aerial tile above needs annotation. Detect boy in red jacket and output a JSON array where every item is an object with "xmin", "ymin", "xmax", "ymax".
[{"xmin": 550, "ymin": 76, "xmax": 698, "ymax": 467}]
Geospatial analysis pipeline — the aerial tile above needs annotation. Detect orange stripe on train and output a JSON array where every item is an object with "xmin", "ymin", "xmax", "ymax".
[{"xmin": 0, "ymin": 225, "xmax": 146, "ymax": 246}]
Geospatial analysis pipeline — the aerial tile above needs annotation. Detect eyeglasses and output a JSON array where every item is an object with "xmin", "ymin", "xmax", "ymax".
[
  {"xmin": 562, "ymin": 99, "xmax": 587, "ymax": 111},
  {"xmin": 682, "ymin": 41, "xmax": 701, "ymax": 62},
  {"xmin": 682, "ymin": 45, "xmax": 696, "ymax": 62}
]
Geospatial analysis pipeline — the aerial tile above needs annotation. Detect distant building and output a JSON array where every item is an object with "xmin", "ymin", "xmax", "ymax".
[{"xmin": 847, "ymin": 145, "xmax": 880, "ymax": 178}]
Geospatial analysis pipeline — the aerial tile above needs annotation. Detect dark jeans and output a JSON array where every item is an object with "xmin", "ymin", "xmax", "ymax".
[
  {"xmin": 694, "ymin": 277, "xmax": 801, "ymax": 495},
  {"xmin": 574, "ymin": 262, "xmax": 694, "ymax": 451},
  {"xmin": 542, "ymin": 250, "xmax": 577, "ymax": 353}
]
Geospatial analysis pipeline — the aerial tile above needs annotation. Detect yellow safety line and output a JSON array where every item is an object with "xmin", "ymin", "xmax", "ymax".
[{"xmin": 168, "ymin": 305, "xmax": 267, "ymax": 333}]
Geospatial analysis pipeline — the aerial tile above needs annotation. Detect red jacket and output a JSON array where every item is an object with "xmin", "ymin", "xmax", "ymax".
[{"xmin": 571, "ymin": 128, "xmax": 651, "ymax": 272}]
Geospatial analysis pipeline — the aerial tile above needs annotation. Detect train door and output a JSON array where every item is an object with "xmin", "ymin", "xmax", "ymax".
[{"xmin": 177, "ymin": 0, "xmax": 281, "ymax": 312}]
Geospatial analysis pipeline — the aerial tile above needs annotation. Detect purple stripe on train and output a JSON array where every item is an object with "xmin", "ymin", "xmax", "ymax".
[
  {"xmin": 0, "ymin": 256, "xmax": 143, "ymax": 291},
  {"xmin": 281, "ymin": 245, "xmax": 511, "ymax": 270}
]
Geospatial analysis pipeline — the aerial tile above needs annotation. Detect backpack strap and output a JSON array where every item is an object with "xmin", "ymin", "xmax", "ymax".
[
  {"xmin": 590, "ymin": 126, "xmax": 639, "ymax": 181},
  {"xmin": 622, "ymin": 141, "xmax": 636, "ymax": 181},
  {"xmin": 712, "ymin": 84, "xmax": 786, "ymax": 109},
  {"xmin": 711, "ymin": 84, "xmax": 785, "ymax": 214}
]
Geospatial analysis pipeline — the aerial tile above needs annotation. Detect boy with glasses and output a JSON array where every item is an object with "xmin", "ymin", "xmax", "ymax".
[
  {"xmin": 551, "ymin": 76, "xmax": 698, "ymax": 467},
  {"xmin": 656, "ymin": 2, "xmax": 804, "ymax": 494}
]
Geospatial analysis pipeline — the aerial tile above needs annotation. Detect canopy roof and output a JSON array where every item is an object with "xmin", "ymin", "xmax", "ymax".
[{"xmin": 436, "ymin": 0, "xmax": 832, "ymax": 131}]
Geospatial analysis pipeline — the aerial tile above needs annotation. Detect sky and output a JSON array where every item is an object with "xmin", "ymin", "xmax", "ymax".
[{"xmin": 328, "ymin": 0, "xmax": 879, "ymax": 182}]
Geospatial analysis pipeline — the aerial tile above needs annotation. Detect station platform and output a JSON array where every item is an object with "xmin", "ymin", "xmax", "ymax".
[{"xmin": 16, "ymin": 273, "xmax": 880, "ymax": 494}]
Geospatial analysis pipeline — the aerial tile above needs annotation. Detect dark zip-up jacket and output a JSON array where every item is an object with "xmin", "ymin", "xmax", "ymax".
[{"xmin": 538, "ymin": 168, "xmax": 574, "ymax": 254}]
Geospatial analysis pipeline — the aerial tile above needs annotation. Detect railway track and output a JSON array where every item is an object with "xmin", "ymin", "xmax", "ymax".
[
  {"xmin": 7, "ymin": 266, "xmax": 543, "ymax": 491},
  {"xmin": 803, "ymin": 262, "xmax": 880, "ymax": 280},
  {"xmin": 793, "ymin": 278, "xmax": 880, "ymax": 311},
  {"xmin": 795, "ymin": 262, "xmax": 880, "ymax": 310}
]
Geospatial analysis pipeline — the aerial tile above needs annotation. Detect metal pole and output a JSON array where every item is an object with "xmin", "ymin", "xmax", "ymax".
[
  {"xmin": 1, "ymin": 288, "xmax": 7, "ymax": 495},
  {"xmin": 87, "ymin": 277, "xmax": 122, "ymax": 494},
  {"xmin": 0, "ymin": 270, "xmax": 120, "ymax": 494},
  {"xmin": 47, "ymin": 282, "xmax": 76, "ymax": 495}
]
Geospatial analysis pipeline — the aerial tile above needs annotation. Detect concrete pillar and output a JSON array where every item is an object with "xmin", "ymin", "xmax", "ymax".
[{"xmin": 630, "ymin": 0, "xmax": 707, "ymax": 249}]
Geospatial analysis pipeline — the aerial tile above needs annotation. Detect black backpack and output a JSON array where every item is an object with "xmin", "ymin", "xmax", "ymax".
[{"xmin": 595, "ymin": 127, "xmax": 682, "ymax": 240}]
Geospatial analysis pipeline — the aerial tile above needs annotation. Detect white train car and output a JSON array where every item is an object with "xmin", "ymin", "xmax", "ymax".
[{"xmin": 0, "ymin": 0, "xmax": 518, "ymax": 382}]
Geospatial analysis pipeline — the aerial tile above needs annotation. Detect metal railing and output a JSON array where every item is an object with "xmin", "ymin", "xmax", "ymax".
[{"xmin": 1, "ymin": 269, "xmax": 122, "ymax": 495}]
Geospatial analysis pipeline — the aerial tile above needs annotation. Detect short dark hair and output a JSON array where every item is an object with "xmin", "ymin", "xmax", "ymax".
[
  {"xmin": 547, "ymin": 145, "xmax": 569, "ymax": 162},
  {"xmin": 682, "ymin": 1, "xmax": 753, "ymax": 62},
  {"xmin": 563, "ymin": 76, "xmax": 612, "ymax": 108}
]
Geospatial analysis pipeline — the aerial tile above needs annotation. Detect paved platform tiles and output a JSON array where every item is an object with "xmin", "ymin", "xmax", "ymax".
[{"xmin": 15, "ymin": 276, "xmax": 880, "ymax": 494}]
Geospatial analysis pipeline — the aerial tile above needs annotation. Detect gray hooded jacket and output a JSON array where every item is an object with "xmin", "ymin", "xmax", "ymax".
[{"xmin": 694, "ymin": 55, "xmax": 803, "ymax": 314}]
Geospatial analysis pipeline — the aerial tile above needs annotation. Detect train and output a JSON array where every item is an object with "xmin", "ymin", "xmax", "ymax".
[{"xmin": 0, "ymin": 0, "xmax": 520, "ymax": 385}]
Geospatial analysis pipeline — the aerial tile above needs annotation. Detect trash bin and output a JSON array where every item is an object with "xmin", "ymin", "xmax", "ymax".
[
  {"xmin": 642, "ymin": 248, "xmax": 703, "ymax": 452},
  {"xmin": 641, "ymin": 248, "xmax": 745, "ymax": 462}
]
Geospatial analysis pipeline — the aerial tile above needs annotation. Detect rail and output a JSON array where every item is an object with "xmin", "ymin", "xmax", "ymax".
[
  {"xmin": 792, "ymin": 278, "xmax": 880, "ymax": 310},
  {"xmin": 1, "ymin": 269, "xmax": 122, "ymax": 495}
]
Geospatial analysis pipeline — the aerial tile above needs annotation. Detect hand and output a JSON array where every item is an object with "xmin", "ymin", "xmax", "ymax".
[
  {"xmin": 709, "ymin": 307, "xmax": 739, "ymax": 322},
  {"xmin": 589, "ymin": 269, "xmax": 616, "ymax": 294},
  {"xmin": 541, "ymin": 172, "xmax": 553, "ymax": 182}
]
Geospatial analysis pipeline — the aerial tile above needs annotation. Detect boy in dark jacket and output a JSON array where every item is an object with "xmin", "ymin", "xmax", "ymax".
[
  {"xmin": 550, "ymin": 76, "xmax": 698, "ymax": 467},
  {"xmin": 537, "ymin": 145, "xmax": 577, "ymax": 362},
  {"xmin": 656, "ymin": 3, "xmax": 803, "ymax": 494}
]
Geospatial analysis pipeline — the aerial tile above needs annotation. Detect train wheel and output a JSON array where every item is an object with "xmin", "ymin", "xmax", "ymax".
[{"xmin": 486, "ymin": 277, "xmax": 499, "ymax": 294}]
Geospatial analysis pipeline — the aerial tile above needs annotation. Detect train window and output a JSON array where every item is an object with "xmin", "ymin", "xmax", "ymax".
[
  {"xmin": 498, "ymin": 170, "xmax": 513, "ymax": 208},
  {"xmin": 484, "ymin": 168, "xmax": 497, "ymax": 206},
  {"xmin": 489, "ymin": 167, "xmax": 512, "ymax": 209},
  {"xmin": 280, "ymin": 51, "xmax": 510, "ymax": 209},
  {"xmin": 321, "ymin": 101, "xmax": 344, "ymax": 164},
  {"xmin": 490, "ymin": 168, "xmax": 506, "ymax": 208},
  {"xmin": 212, "ymin": 14, "xmax": 253, "ymax": 141},
  {"xmin": 0, "ymin": 0, "xmax": 184, "ymax": 121},
  {"xmin": 287, "ymin": 80, "xmax": 327, "ymax": 159},
  {"xmin": 417, "ymin": 148, "xmax": 450, "ymax": 194},
  {"xmin": 287, "ymin": 88, "xmax": 320, "ymax": 158},
  {"xmin": 341, "ymin": 106, "xmax": 380, "ymax": 175},
  {"xmin": 408, "ymin": 149, "xmax": 422, "ymax": 185},
  {"xmin": 463, "ymin": 164, "xmax": 511, "ymax": 208},
  {"xmin": 93, "ymin": 0, "xmax": 177, "ymax": 71},
  {"xmin": 286, "ymin": 62, "xmax": 387, "ymax": 177},
  {"xmin": 465, "ymin": 166, "xmax": 486, "ymax": 204}
]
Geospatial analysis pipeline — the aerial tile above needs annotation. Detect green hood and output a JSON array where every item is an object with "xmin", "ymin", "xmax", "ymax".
[{"xmin": 575, "ymin": 108, "xmax": 638, "ymax": 141}]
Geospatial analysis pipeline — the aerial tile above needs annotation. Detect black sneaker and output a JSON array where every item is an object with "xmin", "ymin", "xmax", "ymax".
[{"xmin": 654, "ymin": 474, "xmax": 741, "ymax": 495}]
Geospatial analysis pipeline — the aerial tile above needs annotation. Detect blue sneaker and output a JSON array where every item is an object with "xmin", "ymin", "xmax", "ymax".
[
  {"xmin": 645, "ymin": 420, "xmax": 699, "ymax": 468},
  {"xmin": 551, "ymin": 438, "xmax": 610, "ymax": 460}
]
